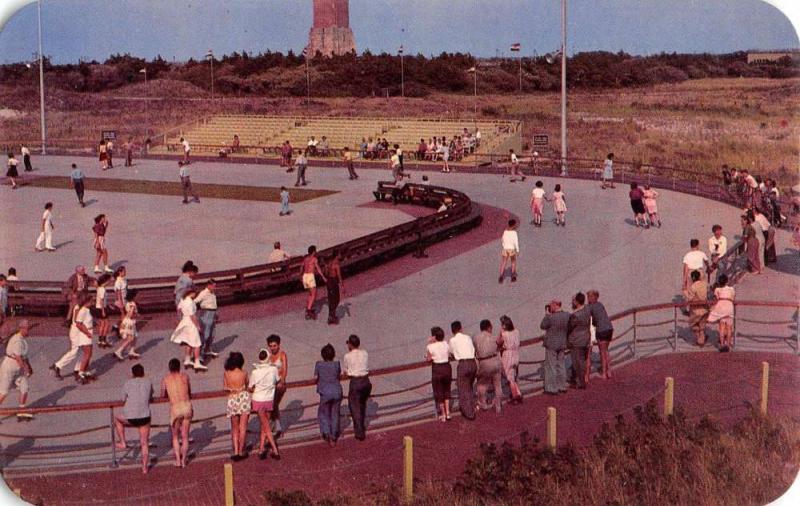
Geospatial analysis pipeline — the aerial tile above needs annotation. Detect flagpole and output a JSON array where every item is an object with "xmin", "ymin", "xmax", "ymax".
[
  {"xmin": 37, "ymin": 0, "xmax": 46, "ymax": 155},
  {"xmin": 400, "ymin": 47, "xmax": 405, "ymax": 98},
  {"xmin": 518, "ymin": 54, "xmax": 522, "ymax": 93},
  {"xmin": 560, "ymin": 0, "xmax": 568, "ymax": 175}
]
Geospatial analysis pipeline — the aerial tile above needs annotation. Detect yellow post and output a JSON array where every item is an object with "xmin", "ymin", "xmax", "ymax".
[
  {"xmin": 547, "ymin": 407, "xmax": 557, "ymax": 450},
  {"xmin": 664, "ymin": 377, "xmax": 674, "ymax": 417},
  {"xmin": 403, "ymin": 436, "xmax": 413, "ymax": 503},
  {"xmin": 224, "ymin": 462, "xmax": 234, "ymax": 506},
  {"xmin": 760, "ymin": 361, "xmax": 769, "ymax": 416},
  {"xmin": 12, "ymin": 489, "xmax": 20, "ymax": 497}
]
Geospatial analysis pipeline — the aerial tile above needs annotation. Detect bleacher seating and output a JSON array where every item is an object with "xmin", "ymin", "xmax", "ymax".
[{"xmin": 151, "ymin": 115, "xmax": 522, "ymax": 163}]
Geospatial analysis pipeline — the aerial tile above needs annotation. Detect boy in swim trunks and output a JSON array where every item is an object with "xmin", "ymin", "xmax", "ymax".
[
  {"xmin": 161, "ymin": 358, "xmax": 193, "ymax": 468},
  {"xmin": 302, "ymin": 245, "xmax": 327, "ymax": 320}
]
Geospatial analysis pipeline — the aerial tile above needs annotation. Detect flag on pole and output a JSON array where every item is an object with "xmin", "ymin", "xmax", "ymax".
[
  {"xmin": 398, "ymin": 45, "xmax": 404, "ymax": 55},
  {"xmin": 302, "ymin": 47, "xmax": 309, "ymax": 57},
  {"xmin": 205, "ymin": 49, "xmax": 214, "ymax": 59},
  {"xmin": 510, "ymin": 43, "xmax": 521, "ymax": 52},
  {"xmin": 139, "ymin": 68, "xmax": 146, "ymax": 73},
  {"xmin": 467, "ymin": 67, "xmax": 476, "ymax": 73}
]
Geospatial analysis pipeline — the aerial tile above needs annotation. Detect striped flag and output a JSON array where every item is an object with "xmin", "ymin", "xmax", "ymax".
[
  {"xmin": 467, "ymin": 66, "xmax": 476, "ymax": 73},
  {"xmin": 302, "ymin": 47, "xmax": 309, "ymax": 57},
  {"xmin": 510, "ymin": 43, "xmax": 521, "ymax": 52},
  {"xmin": 398, "ymin": 45, "xmax": 404, "ymax": 55}
]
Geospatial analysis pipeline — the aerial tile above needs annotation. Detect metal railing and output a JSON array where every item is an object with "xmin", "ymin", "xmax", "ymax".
[{"xmin": 0, "ymin": 299, "xmax": 795, "ymax": 471}]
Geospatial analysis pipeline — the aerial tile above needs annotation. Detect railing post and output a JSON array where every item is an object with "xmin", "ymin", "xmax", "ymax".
[
  {"xmin": 224, "ymin": 462, "xmax": 235, "ymax": 506},
  {"xmin": 732, "ymin": 303, "xmax": 737, "ymax": 350},
  {"xmin": 109, "ymin": 407, "xmax": 118, "ymax": 468},
  {"xmin": 672, "ymin": 306, "xmax": 678, "ymax": 351},
  {"xmin": 547, "ymin": 407, "xmax": 557, "ymax": 451},
  {"xmin": 403, "ymin": 436, "xmax": 414, "ymax": 504},
  {"xmin": 664, "ymin": 377, "xmax": 674, "ymax": 417},
  {"xmin": 760, "ymin": 361, "xmax": 770, "ymax": 416},
  {"xmin": 632, "ymin": 311, "xmax": 638, "ymax": 358}
]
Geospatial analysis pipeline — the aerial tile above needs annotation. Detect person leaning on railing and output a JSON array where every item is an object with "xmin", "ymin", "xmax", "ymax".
[
  {"xmin": 541, "ymin": 300, "xmax": 570, "ymax": 395},
  {"xmin": 425, "ymin": 326, "xmax": 452, "ymax": 422},
  {"xmin": 683, "ymin": 270, "xmax": 709, "ymax": 347},
  {"xmin": 707, "ymin": 274, "xmax": 735, "ymax": 353},
  {"xmin": 315, "ymin": 343, "xmax": 343, "ymax": 447}
]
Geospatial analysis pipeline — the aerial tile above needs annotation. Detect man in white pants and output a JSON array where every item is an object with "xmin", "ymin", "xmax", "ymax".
[
  {"xmin": 0, "ymin": 320, "xmax": 34, "ymax": 419},
  {"xmin": 35, "ymin": 202, "xmax": 56, "ymax": 252},
  {"xmin": 51, "ymin": 295, "xmax": 95, "ymax": 383}
]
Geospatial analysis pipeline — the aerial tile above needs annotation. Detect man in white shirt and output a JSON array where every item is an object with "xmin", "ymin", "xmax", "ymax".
[
  {"xmin": 753, "ymin": 209, "xmax": 777, "ymax": 264},
  {"xmin": 509, "ymin": 149, "xmax": 524, "ymax": 180},
  {"xmin": 389, "ymin": 151, "xmax": 402, "ymax": 182},
  {"xmin": 180, "ymin": 137, "xmax": 191, "ymax": 164},
  {"xmin": 21, "ymin": 145, "xmax": 32, "ymax": 172},
  {"xmin": 343, "ymin": 334, "xmax": 371, "ymax": 440},
  {"xmin": 0, "ymin": 320, "xmax": 33, "ymax": 419},
  {"xmin": 194, "ymin": 279, "xmax": 219, "ymax": 358},
  {"xmin": 449, "ymin": 321, "xmax": 477, "ymax": 421},
  {"xmin": 682, "ymin": 239, "xmax": 709, "ymax": 290},
  {"xmin": 179, "ymin": 161, "xmax": 199, "ymax": 204},
  {"xmin": 35, "ymin": 202, "xmax": 56, "ymax": 251},
  {"xmin": 52, "ymin": 295, "xmax": 95, "ymax": 383},
  {"xmin": 106, "ymin": 139, "xmax": 115, "ymax": 168},
  {"xmin": 268, "ymin": 242, "xmax": 291, "ymax": 263},
  {"xmin": 499, "ymin": 219, "xmax": 519, "ymax": 283},
  {"xmin": 708, "ymin": 225, "xmax": 728, "ymax": 280}
]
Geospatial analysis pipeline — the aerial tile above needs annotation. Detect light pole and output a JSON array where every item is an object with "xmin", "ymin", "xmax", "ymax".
[
  {"xmin": 303, "ymin": 47, "xmax": 311, "ymax": 109},
  {"xmin": 139, "ymin": 68, "xmax": 148, "ymax": 136},
  {"xmin": 559, "ymin": 0, "xmax": 567, "ymax": 175},
  {"xmin": 399, "ymin": 44, "xmax": 405, "ymax": 98},
  {"xmin": 205, "ymin": 49, "xmax": 214, "ymax": 99},
  {"xmin": 467, "ymin": 66, "xmax": 477, "ymax": 117},
  {"xmin": 36, "ymin": 0, "xmax": 46, "ymax": 155}
]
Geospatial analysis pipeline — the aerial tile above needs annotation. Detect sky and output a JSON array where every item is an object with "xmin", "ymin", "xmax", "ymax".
[{"xmin": 0, "ymin": 0, "xmax": 798, "ymax": 64}]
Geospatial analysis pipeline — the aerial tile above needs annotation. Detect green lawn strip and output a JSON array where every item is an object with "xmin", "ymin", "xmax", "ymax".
[{"xmin": 22, "ymin": 176, "xmax": 337, "ymax": 203}]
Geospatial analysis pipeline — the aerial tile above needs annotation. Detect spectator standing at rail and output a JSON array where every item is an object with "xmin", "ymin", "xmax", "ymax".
[
  {"xmin": 567, "ymin": 293, "xmax": 591, "ymax": 389},
  {"xmin": 266, "ymin": 334, "xmax": 288, "ymax": 439},
  {"xmin": 474, "ymin": 319, "xmax": 503, "ymax": 414},
  {"xmin": 541, "ymin": 299, "xmax": 570, "ymax": 395},
  {"xmin": 114, "ymin": 364, "xmax": 153, "ymax": 474},
  {"xmin": 314, "ymin": 343, "xmax": 343, "ymax": 446},
  {"xmin": 21, "ymin": 144, "xmax": 32, "ymax": 172},
  {"xmin": 195, "ymin": 279, "xmax": 219, "ymax": 359},
  {"xmin": 342, "ymin": 147, "xmax": 359, "ymax": 180},
  {"xmin": 0, "ymin": 320, "xmax": 34, "ymax": 419},
  {"xmin": 499, "ymin": 219, "xmax": 519, "ymax": 283},
  {"xmin": 324, "ymin": 251, "xmax": 345, "ymax": 325},
  {"xmin": 34, "ymin": 202, "xmax": 56, "ymax": 252},
  {"xmin": 249, "ymin": 349, "xmax": 282, "ymax": 460},
  {"xmin": 223, "ymin": 352, "xmax": 250, "ymax": 461},
  {"xmin": 343, "ymin": 334, "xmax": 371, "ymax": 441},
  {"xmin": 6, "ymin": 152, "xmax": 19, "ymax": 190},
  {"xmin": 65, "ymin": 266, "xmax": 91, "ymax": 326},
  {"xmin": 601, "ymin": 153, "xmax": 615, "ymax": 189},
  {"xmin": 92, "ymin": 214, "xmax": 113, "ymax": 274},
  {"xmin": 707, "ymin": 225, "xmax": 728, "ymax": 280},
  {"xmin": 741, "ymin": 214, "xmax": 763, "ymax": 275},
  {"xmin": 179, "ymin": 161, "xmax": 200, "ymax": 204},
  {"xmin": 51, "ymin": 294, "xmax": 95, "ymax": 383},
  {"xmin": 682, "ymin": 239, "xmax": 709, "ymax": 290},
  {"xmin": 426, "ymin": 326, "xmax": 452, "ymax": 422},
  {"xmin": 294, "ymin": 150, "xmax": 308, "ymax": 186},
  {"xmin": 302, "ymin": 245, "xmax": 326, "ymax": 320},
  {"xmin": 69, "ymin": 163, "xmax": 86, "ymax": 207},
  {"xmin": 753, "ymin": 208, "xmax": 777, "ymax": 264},
  {"xmin": 497, "ymin": 315, "xmax": 522, "ymax": 404},
  {"xmin": 684, "ymin": 270, "xmax": 709, "ymax": 347},
  {"xmin": 450, "ymin": 321, "xmax": 477, "ymax": 420},
  {"xmin": 281, "ymin": 141, "xmax": 293, "ymax": 171},
  {"xmin": 170, "ymin": 287, "xmax": 208, "ymax": 371},
  {"xmin": 161, "ymin": 358, "xmax": 193, "ymax": 468},
  {"xmin": 708, "ymin": 274, "xmax": 735, "ymax": 352},
  {"xmin": 180, "ymin": 137, "xmax": 191, "ymax": 164},
  {"xmin": 586, "ymin": 290, "xmax": 614, "ymax": 379}
]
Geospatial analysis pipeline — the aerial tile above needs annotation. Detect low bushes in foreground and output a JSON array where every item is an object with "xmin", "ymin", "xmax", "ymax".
[{"xmin": 263, "ymin": 402, "xmax": 800, "ymax": 505}]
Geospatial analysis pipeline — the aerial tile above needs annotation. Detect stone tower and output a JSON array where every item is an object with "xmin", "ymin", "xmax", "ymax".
[{"xmin": 306, "ymin": 0, "xmax": 356, "ymax": 57}]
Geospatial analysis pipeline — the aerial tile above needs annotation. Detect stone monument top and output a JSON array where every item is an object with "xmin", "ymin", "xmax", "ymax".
[{"xmin": 307, "ymin": 0, "xmax": 356, "ymax": 57}]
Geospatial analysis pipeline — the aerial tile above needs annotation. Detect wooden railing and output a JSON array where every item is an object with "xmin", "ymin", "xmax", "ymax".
[{"xmin": 7, "ymin": 183, "xmax": 481, "ymax": 316}]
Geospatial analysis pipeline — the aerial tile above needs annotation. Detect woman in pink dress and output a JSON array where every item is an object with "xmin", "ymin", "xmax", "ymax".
[
  {"xmin": 549, "ymin": 184, "xmax": 567, "ymax": 226},
  {"xmin": 530, "ymin": 180, "xmax": 546, "ymax": 227},
  {"xmin": 707, "ymin": 273, "xmax": 735, "ymax": 352},
  {"xmin": 497, "ymin": 316, "xmax": 522, "ymax": 404},
  {"xmin": 642, "ymin": 184, "xmax": 661, "ymax": 228}
]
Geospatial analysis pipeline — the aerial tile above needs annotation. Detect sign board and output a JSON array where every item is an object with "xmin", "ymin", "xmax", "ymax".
[
  {"xmin": 101, "ymin": 130, "xmax": 117, "ymax": 141},
  {"xmin": 533, "ymin": 134, "xmax": 549, "ymax": 146}
]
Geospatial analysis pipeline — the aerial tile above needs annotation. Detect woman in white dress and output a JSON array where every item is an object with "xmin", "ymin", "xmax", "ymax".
[
  {"xmin": 170, "ymin": 287, "xmax": 207, "ymax": 371},
  {"xmin": 549, "ymin": 184, "xmax": 567, "ymax": 226},
  {"xmin": 708, "ymin": 273, "xmax": 735, "ymax": 352}
]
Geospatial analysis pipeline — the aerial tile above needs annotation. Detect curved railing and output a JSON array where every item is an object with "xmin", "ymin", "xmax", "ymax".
[
  {"xmin": 8, "ymin": 183, "xmax": 482, "ymax": 316},
  {"xmin": 0, "ymin": 299, "xmax": 796, "ymax": 471}
]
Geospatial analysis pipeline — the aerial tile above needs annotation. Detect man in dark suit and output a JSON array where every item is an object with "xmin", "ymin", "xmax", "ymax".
[
  {"xmin": 540, "ymin": 299, "xmax": 571, "ymax": 394},
  {"xmin": 567, "ymin": 292, "xmax": 592, "ymax": 389}
]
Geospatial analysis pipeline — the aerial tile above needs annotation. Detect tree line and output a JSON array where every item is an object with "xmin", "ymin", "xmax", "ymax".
[{"xmin": 0, "ymin": 50, "xmax": 796, "ymax": 97}]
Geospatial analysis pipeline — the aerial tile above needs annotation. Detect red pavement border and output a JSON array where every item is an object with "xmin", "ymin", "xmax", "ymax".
[{"xmin": 7, "ymin": 351, "xmax": 798, "ymax": 505}]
